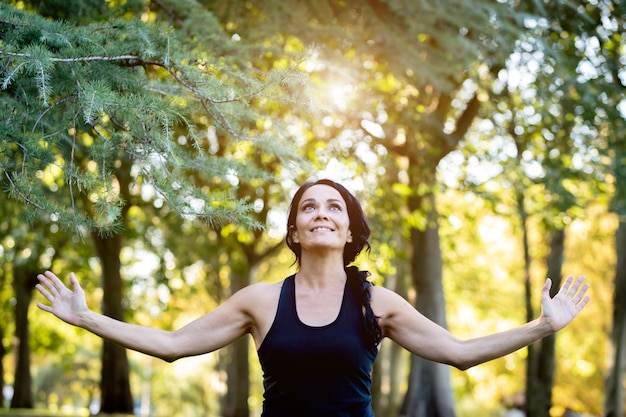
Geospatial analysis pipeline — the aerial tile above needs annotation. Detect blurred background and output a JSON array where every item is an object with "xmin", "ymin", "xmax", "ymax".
[{"xmin": 0, "ymin": 1, "xmax": 624, "ymax": 416}]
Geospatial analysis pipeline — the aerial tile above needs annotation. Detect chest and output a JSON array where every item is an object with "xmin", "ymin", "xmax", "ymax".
[
  {"xmin": 294, "ymin": 287, "xmax": 345, "ymax": 326},
  {"xmin": 260, "ymin": 277, "xmax": 374, "ymax": 366},
  {"xmin": 259, "ymin": 293, "xmax": 370, "ymax": 375}
]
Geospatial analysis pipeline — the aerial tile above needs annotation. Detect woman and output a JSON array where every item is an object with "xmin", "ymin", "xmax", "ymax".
[{"xmin": 36, "ymin": 179, "xmax": 590, "ymax": 417}]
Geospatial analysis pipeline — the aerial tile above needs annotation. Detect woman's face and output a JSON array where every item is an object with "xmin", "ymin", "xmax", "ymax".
[{"xmin": 290, "ymin": 184, "xmax": 353, "ymax": 254}]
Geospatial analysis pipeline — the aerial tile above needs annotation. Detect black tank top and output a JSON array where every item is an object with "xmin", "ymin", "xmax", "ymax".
[{"xmin": 257, "ymin": 274, "xmax": 378, "ymax": 417}]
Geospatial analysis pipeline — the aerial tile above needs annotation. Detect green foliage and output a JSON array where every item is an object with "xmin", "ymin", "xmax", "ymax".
[
  {"xmin": 1, "ymin": 0, "xmax": 621, "ymax": 415},
  {"xmin": 0, "ymin": 2, "xmax": 307, "ymax": 234}
]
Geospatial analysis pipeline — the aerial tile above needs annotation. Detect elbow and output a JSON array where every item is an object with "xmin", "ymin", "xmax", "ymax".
[
  {"xmin": 146, "ymin": 350, "xmax": 179, "ymax": 363},
  {"xmin": 445, "ymin": 348, "xmax": 478, "ymax": 371},
  {"xmin": 161, "ymin": 355, "xmax": 179, "ymax": 363},
  {"xmin": 448, "ymin": 350, "xmax": 490, "ymax": 371},
  {"xmin": 446, "ymin": 339, "xmax": 487, "ymax": 371},
  {"xmin": 153, "ymin": 333, "xmax": 185, "ymax": 363},
  {"xmin": 432, "ymin": 341, "xmax": 474, "ymax": 371},
  {"xmin": 452, "ymin": 360, "xmax": 474, "ymax": 371},
  {"xmin": 157, "ymin": 347, "xmax": 185, "ymax": 363},
  {"xmin": 158, "ymin": 345, "xmax": 187, "ymax": 363},
  {"xmin": 155, "ymin": 332, "xmax": 211, "ymax": 363},
  {"xmin": 442, "ymin": 355, "xmax": 470, "ymax": 371}
]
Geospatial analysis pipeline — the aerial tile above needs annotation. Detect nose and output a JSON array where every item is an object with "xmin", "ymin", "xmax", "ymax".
[{"xmin": 315, "ymin": 208, "xmax": 329, "ymax": 219}]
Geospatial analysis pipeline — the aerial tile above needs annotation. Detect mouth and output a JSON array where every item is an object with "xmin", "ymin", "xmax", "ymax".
[{"xmin": 311, "ymin": 226, "xmax": 334, "ymax": 232}]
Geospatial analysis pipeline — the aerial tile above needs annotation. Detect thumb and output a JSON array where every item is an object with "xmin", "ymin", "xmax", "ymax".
[
  {"xmin": 69, "ymin": 272, "xmax": 82, "ymax": 293},
  {"xmin": 542, "ymin": 278, "xmax": 552, "ymax": 291},
  {"xmin": 541, "ymin": 278, "xmax": 552, "ymax": 300}
]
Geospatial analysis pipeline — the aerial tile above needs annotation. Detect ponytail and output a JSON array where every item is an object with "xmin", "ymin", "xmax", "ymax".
[{"xmin": 347, "ymin": 266, "xmax": 383, "ymax": 346}]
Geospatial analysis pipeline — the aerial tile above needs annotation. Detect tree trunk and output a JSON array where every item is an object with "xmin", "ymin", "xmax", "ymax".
[
  {"xmin": 221, "ymin": 337, "xmax": 250, "ymax": 417},
  {"xmin": 373, "ymin": 252, "xmax": 409, "ymax": 417},
  {"xmin": 221, "ymin": 271, "xmax": 250, "ymax": 417},
  {"xmin": 0, "ymin": 325, "xmax": 5, "ymax": 405},
  {"xmin": 398, "ymin": 192, "xmax": 455, "ymax": 417},
  {"xmin": 10, "ymin": 266, "xmax": 38, "ymax": 409},
  {"xmin": 518, "ymin": 189, "xmax": 537, "ymax": 417},
  {"xmin": 387, "ymin": 337, "xmax": 408, "ymax": 412},
  {"xmin": 91, "ymin": 232, "xmax": 134, "ymax": 414},
  {"xmin": 373, "ymin": 329, "xmax": 403, "ymax": 416},
  {"xmin": 526, "ymin": 228, "xmax": 565, "ymax": 417},
  {"xmin": 604, "ymin": 219, "xmax": 626, "ymax": 417}
]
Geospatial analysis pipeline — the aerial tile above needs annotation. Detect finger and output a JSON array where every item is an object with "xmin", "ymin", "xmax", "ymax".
[
  {"xmin": 577, "ymin": 294, "xmax": 591, "ymax": 311},
  {"xmin": 45, "ymin": 270, "xmax": 77, "ymax": 299},
  {"xmin": 558, "ymin": 275, "xmax": 574, "ymax": 296},
  {"xmin": 573, "ymin": 283, "xmax": 590, "ymax": 305},
  {"xmin": 69, "ymin": 272, "xmax": 82, "ymax": 293},
  {"xmin": 37, "ymin": 302, "xmax": 52, "ymax": 313},
  {"xmin": 44, "ymin": 270, "xmax": 68, "ymax": 291},
  {"xmin": 566, "ymin": 275, "xmax": 585, "ymax": 298},
  {"xmin": 37, "ymin": 273, "xmax": 61, "ymax": 298},
  {"xmin": 35, "ymin": 282, "xmax": 54, "ymax": 303}
]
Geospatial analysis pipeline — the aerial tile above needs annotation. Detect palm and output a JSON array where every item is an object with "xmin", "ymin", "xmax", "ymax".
[
  {"xmin": 36, "ymin": 271, "xmax": 88, "ymax": 326},
  {"xmin": 541, "ymin": 276, "xmax": 590, "ymax": 332}
]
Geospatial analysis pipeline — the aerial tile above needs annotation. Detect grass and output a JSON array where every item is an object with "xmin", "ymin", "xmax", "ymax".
[
  {"xmin": 0, "ymin": 410, "xmax": 83, "ymax": 417},
  {"xmin": 0, "ymin": 410, "xmax": 133, "ymax": 417}
]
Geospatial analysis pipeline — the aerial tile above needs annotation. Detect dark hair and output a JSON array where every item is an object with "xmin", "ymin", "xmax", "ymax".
[
  {"xmin": 285, "ymin": 179, "xmax": 382, "ymax": 346},
  {"xmin": 285, "ymin": 179, "xmax": 371, "ymax": 266},
  {"xmin": 346, "ymin": 266, "xmax": 383, "ymax": 346}
]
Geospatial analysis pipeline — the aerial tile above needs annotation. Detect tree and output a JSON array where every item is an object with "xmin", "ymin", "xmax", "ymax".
[
  {"xmin": 0, "ymin": 200, "xmax": 20, "ymax": 407},
  {"xmin": 506, "ymin": 1, "xmax": 625, "ymax": 415},
  {"xmin": 444, "ymin": 0, "xmax": 622, "ymax": 413},
  {"xmin": 503, "ymin": 70, "xmax": 592, "ymax": 417},
  {"xmin": 289, "ymin": 3, "xmax": 523, "ymax": 415},
  {"xmin": 0, "ymin": 189, "xmax": 71, "ymax": 408},
  {"xmin": 1, "ymin": 3, "xmax": 302, "ymax": 233},
  {"xmin": 598, "ymin": 7, "xmax": 626, "ymax": 416},
  {"xmin": 1, "ymin": 0, "xmax": 306, "ymax": 413},
  {"xmin": 199, "ymin": 2, "xmax": 528, "ymax": 416},
  {"xmin": 598, "ymin": 2, "xmax": 626, "ymax": 412},
  {"xmin": 10, "ymin": 266, "xmax": 39, "ymax": 409}
]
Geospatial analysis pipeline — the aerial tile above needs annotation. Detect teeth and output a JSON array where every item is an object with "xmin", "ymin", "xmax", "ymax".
[{"xmin": 312, "ymin": 227, "xmax": 332, "ymax": 232}]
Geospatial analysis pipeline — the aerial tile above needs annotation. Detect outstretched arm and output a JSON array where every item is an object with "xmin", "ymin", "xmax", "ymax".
[
  {"xmin": 376, "ymin": 275, "xmax": 590, "ymax": 370},
  {"xmin": 36, "ymin": 271, "xmax": 256, "ymax": 362}
]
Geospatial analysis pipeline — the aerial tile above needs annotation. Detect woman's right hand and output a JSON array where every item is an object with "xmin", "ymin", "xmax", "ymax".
[{"xmin": 36, "ymin": 271, "xmax": 89, "ymax": 327}]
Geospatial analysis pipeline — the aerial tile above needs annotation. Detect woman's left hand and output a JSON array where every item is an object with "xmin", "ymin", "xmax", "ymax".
[{"xmin": 541, "ymin": 275, "xmax": 590, "ymax": 332}]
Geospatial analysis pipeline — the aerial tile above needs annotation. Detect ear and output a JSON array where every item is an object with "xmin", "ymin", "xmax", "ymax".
[
  {"xmin": 290, "ymin": 225, "xmax": 300, "ymax": 243},
  {"xmin": 347, "ymin": 230, "xmax": 353, "ymax": 243}
]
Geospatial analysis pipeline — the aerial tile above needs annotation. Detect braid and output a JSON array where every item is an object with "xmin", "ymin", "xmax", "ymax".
[{"xmin": 346, "ymin": 266, "xmax": 383, "ymax": 346}]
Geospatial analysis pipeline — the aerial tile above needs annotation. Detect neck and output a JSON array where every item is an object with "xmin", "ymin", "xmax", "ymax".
[{"xmin": 296, "ymin": 252, "xmax": 346, "ymax": 288}]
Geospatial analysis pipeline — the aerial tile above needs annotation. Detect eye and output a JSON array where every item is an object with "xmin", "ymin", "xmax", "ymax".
[
  {"xmin": 329, "ymin": 203, "xmax": 342, "ymax": 211},
  {"xmin": 302, "ymin": 203, "xmax": 316, "ymax": 211}
]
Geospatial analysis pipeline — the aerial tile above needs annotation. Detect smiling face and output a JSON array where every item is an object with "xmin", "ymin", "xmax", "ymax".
[
  {"xmin": 290, "ymin": 184, "xmax": 353, "ymax": 254},
  {"xmin": 286, "ymin": 179, "xmax": 371, "ymax": 267}
]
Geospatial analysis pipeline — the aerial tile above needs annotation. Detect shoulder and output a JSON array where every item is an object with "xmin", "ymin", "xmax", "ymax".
[
  {"xmin": 232, "ymin": 280, "xmax": 283, "ymax": 305},
  {"xmin": 233, "ymin": 280, "xmax": 285, "ymax": 346},
  {"xmin": 228, "ymin": 280, "xmax": 284, "ymax": 320},
  {"xmin": 369, "ymin": 285, "xmax": 410, "ymax": 308},
  {"xmin": 369, "ymin": 285, "xmax": 416, "ymax": 323}
]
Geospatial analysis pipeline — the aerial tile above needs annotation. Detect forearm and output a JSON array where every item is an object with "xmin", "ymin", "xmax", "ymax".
[
  {"xmin": 381, "ymin": 276, "xmax": 589, "ymax": 371},
  {"xmin": 78, "ymin": 310, "xmax": 179, "ymax": 362},
  {"xmin": 454, "ymin": 317, "xmax": 553, "ymax": 370},
  {"xmin": 37, "ymin": 271, "xmax": 252, "ymax": 360}
]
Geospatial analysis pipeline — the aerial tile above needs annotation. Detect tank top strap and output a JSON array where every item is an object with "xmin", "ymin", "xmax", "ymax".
[{"xmin": 271, "ymin": 274, "xmax": 297, "ymax": 326}]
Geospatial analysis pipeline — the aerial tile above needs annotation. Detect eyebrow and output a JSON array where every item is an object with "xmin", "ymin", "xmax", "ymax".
[{"xmin": 300, "ymin": 198, "xmax": 346, "ymax": 207}]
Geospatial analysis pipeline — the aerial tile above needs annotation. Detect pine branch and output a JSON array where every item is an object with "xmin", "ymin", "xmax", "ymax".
[
  {"xmin": 0, "ymin": 2, "xmax": 310, "ymax": 233},
  {"xmin": 0, "ymin": 51, "xmax": 151, "ymax": 64},
  {"xmin": 3, "ymin": 169, "xmax": 47, "ymax": 211}
]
